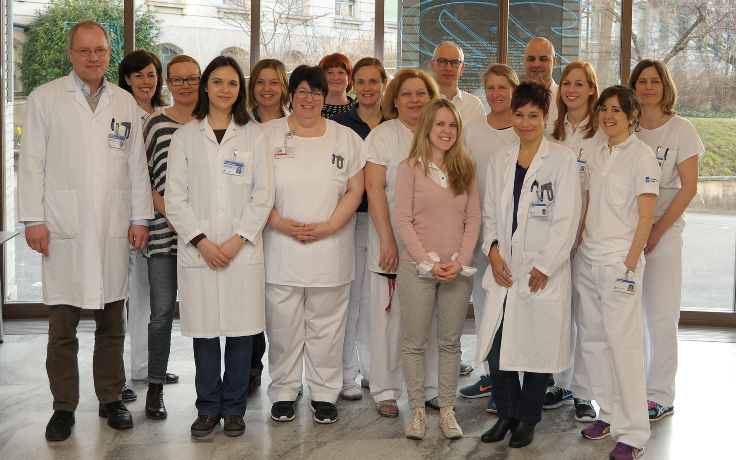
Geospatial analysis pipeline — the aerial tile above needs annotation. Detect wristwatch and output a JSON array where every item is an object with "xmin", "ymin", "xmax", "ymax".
[{"xmin": 237, "ymin": 234, "xmax": 248, "ymax": 242}]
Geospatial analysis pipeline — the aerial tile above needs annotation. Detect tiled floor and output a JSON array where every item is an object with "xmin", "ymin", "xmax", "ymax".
[{"xmin": 0, "ymin": 320, "xmax": 733, "ymax": 459}]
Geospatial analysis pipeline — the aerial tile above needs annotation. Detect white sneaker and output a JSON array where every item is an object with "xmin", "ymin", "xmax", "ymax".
[
  {"xmin": 405, "ymin": 407, "xmax": 426, "ymax": 440},
  {"xmin": 339, "ymin": 380, "xmax": 362, "ymax": 401},
  {"xmin": 439, "ymin": 408, "xmax": 463, "ymax": 439}
]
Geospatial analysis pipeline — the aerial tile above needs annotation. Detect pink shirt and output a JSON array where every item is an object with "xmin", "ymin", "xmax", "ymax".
[{"xmin": 394, "ymin": 158, "xmax": 481, "ymax": 267}]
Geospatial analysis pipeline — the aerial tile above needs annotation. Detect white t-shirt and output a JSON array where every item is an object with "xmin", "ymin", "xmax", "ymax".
[
  {"xmin": 440, "ymin": 89, "xmax": 487, "ymax": 125},
  {"xmin": 262, "ymin": 118, "xmax": 366, "ymax": 287},
  {"xmin": 548, "ymin": 114, "xmax": 608, "ymax": 242},
  {"xmin": 463, "ymin": 118, "xmax": 518, "ymax": 209},
  {"xmin": 635, "ymin": 115, "xmax": 705, "ymax": 234},
  {"xmin": 579, "ymin": 134, "xmax": 661, "ymax": 266},
  {"xmin": 547, "ymin": 80, "xmax": 559, "ymax": 130},
  {"xmin": 365, "ymin": 118, "xmax": 415, "ymax": 274}
]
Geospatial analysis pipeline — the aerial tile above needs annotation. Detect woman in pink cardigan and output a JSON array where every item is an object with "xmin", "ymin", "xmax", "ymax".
[{"xmin": 394, "ymin": 98, "xmax": 481, "ymax": 440}]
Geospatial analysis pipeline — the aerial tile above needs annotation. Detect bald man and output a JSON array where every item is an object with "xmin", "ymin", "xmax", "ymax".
[
  {"xmin": 430, "ymin": 41, "xmax": 486, "ymax": 124},
  {"xmin": 523, "ymin": 37, "xmax": 559, "ymax": 127}
]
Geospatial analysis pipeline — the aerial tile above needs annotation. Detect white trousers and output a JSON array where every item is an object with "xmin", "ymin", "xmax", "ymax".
[
  {"xmin": 472, "ymin": 246, "xmax": 490, "ymax": 374},
  {"xmin": 554, "ymin": 252, "xmax": 593, "ymax": 400},
  {"xmin": 342, "ymin": 213, "xmax": 371, "ymax": 381},
  {"xmin": 369, "ymin": 272, "xmax": 438, "ymax": 402},
  {"xmin": 574, "ymin": 256, "xmax": 650, "ymax": 449},
  {"xmin": 126, "ymin": 250, "xmax": 151, "ymax": 381},
  {"xmin": 266, "ymin": 282, "xmax": 350, "ymax": 404},
  {"xmin": 642, "ymin": 228, "xmax": 682, "ymax": 407}
]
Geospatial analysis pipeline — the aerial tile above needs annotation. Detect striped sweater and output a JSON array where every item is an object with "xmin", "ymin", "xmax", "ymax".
[{"xmin": 142, "ymin": 110, "xmax": 182, "ymax": 257}]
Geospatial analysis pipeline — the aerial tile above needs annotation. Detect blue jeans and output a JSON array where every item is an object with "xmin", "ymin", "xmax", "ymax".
[
  {"xmin": 146, "ymin": 255, "xmax": 177, "ymax": 384},
  {"xmin": 487, "ymin": 299, "xmax": 549, "ymax": 425},
  {"xmin": 193, "ymin": 336, "xmax": 253, "ymax": 418}
]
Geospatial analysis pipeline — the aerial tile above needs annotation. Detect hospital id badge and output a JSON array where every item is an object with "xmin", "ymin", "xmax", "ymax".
[
  {"xmin": 614, "ymin": 278, "xmax": 636, "ymax": 295},
  {"xmin": 577, "ymin": 159, "xmax": 586, "ymax": 174},
  {"xmin": 108, "ymin": 134, "xmax": 125, "ymax": 149},
  {"xmin": 656, "ymin": 156, "xmax": 665, "ymax": 168},
  {"xmin": 529, "ymin": 203, "xmax": 547, "ymax": 217},
  {"xmin": 274, "ymin": 147, "xmax": 295, "ymax": 159},
  {"xmin": 223, "ymin": 160, "xmax": 244, "ymax": 176}
]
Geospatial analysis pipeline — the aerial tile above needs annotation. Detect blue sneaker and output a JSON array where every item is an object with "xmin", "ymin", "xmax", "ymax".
[
  {"xmin": 460, "ymin": 374, "xmax": 493, "ymax": 399},
  {"xmin": 486, "ymin": 392, "xmax": 497, "ymax": 413},
  {"xmin": 648, "ymin": 400, "xmax": 674, "ymax": 422}
]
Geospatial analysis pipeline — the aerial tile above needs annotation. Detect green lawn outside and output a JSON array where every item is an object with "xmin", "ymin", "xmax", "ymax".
[{"xmin": 684, "ymin": 117, "xmax": 736, "ymax": 177}]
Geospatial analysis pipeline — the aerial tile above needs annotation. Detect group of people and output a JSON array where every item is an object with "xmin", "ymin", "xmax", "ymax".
[{"xmin": 19, "ymin": 19, "xmax": 703, "ymax": 460}]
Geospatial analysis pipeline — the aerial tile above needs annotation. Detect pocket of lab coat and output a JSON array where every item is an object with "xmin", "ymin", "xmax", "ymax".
[
  {"xmin": 605, "ymin": 174, "xmax": 629, "ymax": 207},
  {"xmin": 519, "ymin": 251, "xmax": 561, "ymax": 302},
  {"xmin": 178, "ymin": 220, "xmax": 209, "ymax": 268},
  {"xmin": 108, "ymin": 189, "xmax": 132, "ymax": 239},
  {"xmin": 44, "ymin": 190, "xmax": 80, "ymax": 240},
  {"xmin": 230, "ymin": 151, "xmax": 254, "ymax": 186}
]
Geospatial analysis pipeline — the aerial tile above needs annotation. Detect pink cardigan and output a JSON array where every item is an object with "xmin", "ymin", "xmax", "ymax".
[{"xmin": 394, "ymin": 158, "xmax": 481, "ymax": 267}]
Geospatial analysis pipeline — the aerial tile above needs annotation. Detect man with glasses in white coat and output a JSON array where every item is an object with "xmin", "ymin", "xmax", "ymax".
[
  {"xmin": 19, "ymin": 20, "xmax": 153, "ymax": 442},
  {"xmin": 430, "ymin": 41, "xmax": 486, "ymax": 125}
]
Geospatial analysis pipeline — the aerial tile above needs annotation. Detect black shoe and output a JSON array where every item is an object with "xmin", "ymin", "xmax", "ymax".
[
  {"xmin": 310, "ymin": 401, "xmax": 338, "ymax": 424},
  {"xmin": 99, "ymin": 401, "xmax": 134, "ymax": 430},
  {"xmin": 574, "ymin": 398, "xmax": 597, "ymax": 422},
  {"xmin": 509, "ymin": 421, "xmax": 535, "ymax": 448},
  {"xmin": 145, "ymin": 383, "xmax": 167, "ymax": 420},
  {"xmin": 121, "ymin": 384, "xmax": 137, "ymax": 402},
  {"xmin": 481, "ymin": 418, "xmax": 518, "ymax": 443},
  {"xmin": 271, "ymin": 401, "xmax": 296, "ymax": 422},
  {"xmin": 45, "ymin": 410, "xmax": 75, "ymax": 441},
  {"xmin": 248, "ymin": 373, "xmax": 262, "ymax": 395},
  {"xmin": 165, "ymin": 373, "xmax": 179, "ymax": 384},
  {"xmin": 425, "ymin": 397, "xmax": 440, "ymax": 410},
  {"xmin": 547, "ymin": 375, "xmax": 555, "ymax": 387}
]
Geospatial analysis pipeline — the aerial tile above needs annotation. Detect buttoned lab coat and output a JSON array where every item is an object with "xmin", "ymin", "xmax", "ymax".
[
  {"xmin": 165, "ymin": 118, "xmax": 274, "ymax": 338},
  {"xmin": 18, "ymin": 75, "xmax": 153, "ymax": 309},
  {"xmin": 475, "ymin": 138, "xmax": 580, "ymax": 373}
]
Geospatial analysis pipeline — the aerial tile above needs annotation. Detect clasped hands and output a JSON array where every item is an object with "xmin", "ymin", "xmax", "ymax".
[{"xmin": 197, "ymin": 235, "xmax": 246, "ymax": 270}]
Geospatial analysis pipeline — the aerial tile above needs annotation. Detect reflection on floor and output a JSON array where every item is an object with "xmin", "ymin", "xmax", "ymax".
[{"xmin": 0, "ymin": 319, "xmax": 733, "ymax": 459}]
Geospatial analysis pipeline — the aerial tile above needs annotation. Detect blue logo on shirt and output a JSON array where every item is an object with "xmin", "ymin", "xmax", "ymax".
[{"xmin": 646, "ymin": 177, "xmax": 650, "ymax": 182}]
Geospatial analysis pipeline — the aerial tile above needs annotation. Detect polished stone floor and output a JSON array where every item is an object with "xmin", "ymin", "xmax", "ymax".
[{"xmin": 0, "ymin": 320, "xmax": 733, "ymax": 459}]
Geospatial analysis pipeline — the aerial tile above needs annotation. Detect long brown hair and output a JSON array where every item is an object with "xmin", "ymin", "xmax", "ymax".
[
  {"xmin": 629, "ymin": 59, "xmax": 677, "ymax": 115},
  {"xmin": 247, "ymin": 59, "xmax": 289, "ymax": 112},
  {"xmin": 552, "ymin": 61, "xmax": 599, "ymax": 142},
  {"xmin": 406, "ymin": 99, "xmax": 475, "ymax": 196}
]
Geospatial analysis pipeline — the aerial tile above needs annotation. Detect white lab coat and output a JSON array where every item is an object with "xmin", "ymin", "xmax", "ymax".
[
  {"xmin": 475, "ymin": 138, "xmax": 580, "ymax": 372},
  {"xmin": 18, "ymin": 74, "xmax": 153, "ymax": 309},
  {"xmin": 165, "ymin": 118, "xmax": 274, "ymax": 338}
]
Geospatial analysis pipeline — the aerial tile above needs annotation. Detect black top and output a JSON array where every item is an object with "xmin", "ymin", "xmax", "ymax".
[
  {"xmin": 214, "ymin": 129, "xmax": 227, "ymax": 144},
  {"xmin": 512, "ymin": 162, "xmax": 528, "ymax": 235},
  {"xmin": 333, "ymin": 103, "xmax": 387, "ymax": 213},
  {"xmin": 321, "ymin": 96, "xmax": 354, "ymax": 119},
  {"xmin": 252, "ymin": 105, "xmax": 286, "ymax": 124}
]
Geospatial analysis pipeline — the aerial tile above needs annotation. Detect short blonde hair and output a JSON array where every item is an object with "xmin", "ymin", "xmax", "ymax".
[
  {"xmin": 481, "ymin": 64, "xmax": 519, "ymax": 89},
  {"xmin": 629, "ymin": 59, "xmax": 677, "ymax": 115},
  {"xmin": 166, "ymin": 55, "xmax": 201, "ymax": 80},
  {"xmin": 247, "ymin": 59, "xmax": 289, "ymax": 112},
  {"xmin": 381, "ymin": 68, "xmax": 439, "ymax": 120},
  {"xmin": 68, "ymin": 20, "xmax": 110, "ymax": 49},
  {"xmin": 406, "ymin": 99, "xmax": 476, "ymax": 196}
]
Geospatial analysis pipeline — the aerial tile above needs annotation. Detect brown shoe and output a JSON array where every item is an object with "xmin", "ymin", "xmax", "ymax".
[
  {"xmin": 190, "ymin": 415, "xmax": 219, "ymax": 437},
  {"xmin": 223, "ymin": 415, "xmax": 245, "ymax": 437}
]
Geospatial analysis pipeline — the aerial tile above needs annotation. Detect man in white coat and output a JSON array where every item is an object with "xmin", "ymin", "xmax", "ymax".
[
  {"xmin": 430, "ymin": 41, "xmax": 486, "ymax": 126},
  {"xmin": 18, "ymin": 20, "xmax": 153, "ymax": 442},
  {"xmin": 524, "ymin": 38, "xmax": 559, "ymax": 127}
]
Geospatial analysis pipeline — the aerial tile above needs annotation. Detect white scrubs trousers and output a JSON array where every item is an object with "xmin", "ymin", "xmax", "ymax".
[
  {"xmin": 642, "ymin": 228, "xmax": 682, "ymax": 408},
  {"xmin": 369, "ymin": 272, "xmax": 438, "ymax": 403},
  {"xmin": 342, "ymin": 213, "xmax": 371, "ymax": 381},
  {"xmin": 266, "ymin": 282, "xmax": 351, "ymax": 404},
  {"xmin": 553, "ymin": 252, "xmax": 593, "ymax": 399},
  {"xmin": 471, "ymin": 246, "xmax": 490, "ymax": 374},
  {"xmin": 126, "ymin": 250, "xmax": 151, "ymax": 381},
  {"xmin": 574, "ymin": 256, "xmax": 650, "ymax": 449}
]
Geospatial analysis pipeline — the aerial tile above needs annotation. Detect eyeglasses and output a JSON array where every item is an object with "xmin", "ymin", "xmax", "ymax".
[
  {"xmin": 294, "ymin": 89, "xmax": 324, "ymax": 101},
  {"xmin": 169, "ymin": 76, "xmax": 201, "ymax": 86},
  {"xmin": 70, "ymin": 48, "xmax": 109, "ymax": 58},
  {"xmin": 434, "ymin": 58, "xmax": 463, "ymax": 68}
]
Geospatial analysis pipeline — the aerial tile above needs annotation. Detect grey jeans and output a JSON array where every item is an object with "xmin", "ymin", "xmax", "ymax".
[{"xmin": 396, "ymin": 261, "xmax": 473, "ymax": 408}]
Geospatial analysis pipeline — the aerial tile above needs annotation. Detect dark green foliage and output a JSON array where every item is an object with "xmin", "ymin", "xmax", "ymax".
[{"xmin": 18, "ymin": 0, "xmax": 162, "ymax": 95}]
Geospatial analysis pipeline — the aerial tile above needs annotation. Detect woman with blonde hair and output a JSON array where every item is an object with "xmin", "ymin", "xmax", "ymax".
[
  {"xmin": 630, "ymin": 59, "xmax": 704, "ymax": 424},
  {"xmin": 365, "ymin": 68, "xmax": 439, "ymax": 417},
  {"xmin": 543, "ymin": 61, "xmax": 606, "ymax": 422},
  {"xmin": 247, "ymin": 59, "xmax": 290, "ymax": 123},
  {"xmin": 395, "ymin": 98, "xmax": 481, "ymax": 440}
]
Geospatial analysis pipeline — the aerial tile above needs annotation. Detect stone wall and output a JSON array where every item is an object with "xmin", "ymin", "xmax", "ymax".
[{"xmin": 688, "ymin": 177, "xmax": 736, "ymax": 214}]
